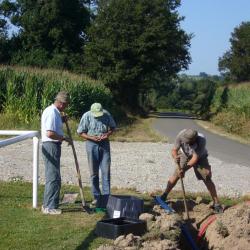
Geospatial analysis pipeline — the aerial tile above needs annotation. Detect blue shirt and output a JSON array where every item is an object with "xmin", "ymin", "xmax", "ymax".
[{"xmin": 77, "ymin": 110, "xmax": 116, "ymax": 136}]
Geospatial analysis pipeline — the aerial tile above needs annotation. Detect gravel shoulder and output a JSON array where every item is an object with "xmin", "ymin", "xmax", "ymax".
[{"xmin": 1, "ymin": 139, "xmax": 250, "ymax": 198}]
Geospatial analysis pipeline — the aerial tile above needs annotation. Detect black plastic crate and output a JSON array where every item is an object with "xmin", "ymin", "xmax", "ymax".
[
  {"xmin": 106, "ymin": 195, "xmax": 144, "ymax": 219},
  {"xmin": 95, "ymin": 217, "xmax": 146, "ymax": 239}
]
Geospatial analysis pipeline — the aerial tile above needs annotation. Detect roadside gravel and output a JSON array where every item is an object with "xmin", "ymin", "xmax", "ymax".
[{"xmin": 1, "ymin": 139, "xmax": 250, "ymax": 198}]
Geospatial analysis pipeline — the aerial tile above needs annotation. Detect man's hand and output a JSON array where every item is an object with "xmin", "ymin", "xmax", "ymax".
[
  {"xmin": 91, "ymin": 136, "xmax": 102, "ymax": 142},
  {"xmin": 178, "ymin": 168, "xmax": 185, "ymax": 178},
  {"xmin": 63, "ymin": 136, "xmax": 72, "ymax": 145},
  {"xmin": 93, "ymin": 133, "xmax": 109, "ymax": 142},
  {"xmin": 86, "ymin": 131, "xmax": 112, "ymax": 142},
  {"xmin": 184, "ymin": 162, "xmax": 192, "ymax": 170},
  {"xmin": 99, "ymin": 133, "xmax": 108, "ymax": 140}
]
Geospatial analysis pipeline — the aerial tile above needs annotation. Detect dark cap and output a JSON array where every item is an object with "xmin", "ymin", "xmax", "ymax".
[
  {"xmin": 182, "ymin": 129, "xmax": 198, "ymax": 143},
  {"xmin": 55, "ymin": 91, "xmax": 70, "ymax": 103}
]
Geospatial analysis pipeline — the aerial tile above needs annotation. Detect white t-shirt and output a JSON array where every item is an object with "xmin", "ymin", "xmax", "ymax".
[{"xmin": 41, "ymin": 104, "xmax": 63, "ymax": 142}]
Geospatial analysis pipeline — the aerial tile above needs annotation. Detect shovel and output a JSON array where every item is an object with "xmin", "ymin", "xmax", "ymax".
[
  {"xmin": 176, "ymin": 162, "xmax": 190, "ymax": 220},
  {"xmin": 64, "ymin": 116, "xmax": 92, "ymax": 214},
  {"xmin": 61, "ymin": 192, "xmax": 79, "ymax": 204}
]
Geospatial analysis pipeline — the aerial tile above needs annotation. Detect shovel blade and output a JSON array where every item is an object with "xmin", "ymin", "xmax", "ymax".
[
  {"xmin": 82, "ymin": 205, "xmax": 93, "ymax": 214},
  {"xmin": 62, "ymin": 193, "xmax": 78, "ymax": 204}
]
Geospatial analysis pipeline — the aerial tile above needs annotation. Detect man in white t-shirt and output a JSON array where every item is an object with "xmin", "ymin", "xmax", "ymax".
[{"xmin": 41, "ymin": 91, "xmax": 71, "ymax": 215}]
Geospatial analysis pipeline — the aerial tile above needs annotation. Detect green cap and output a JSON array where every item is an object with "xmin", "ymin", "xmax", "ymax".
[{"xmin": 90, "ymin": 103, "xmax": 104, "ymax": 117}]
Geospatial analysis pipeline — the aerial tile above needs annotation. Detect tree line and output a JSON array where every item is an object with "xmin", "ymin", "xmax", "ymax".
[
  {"xmin": 0, "ymin": 0, "xmax": 250, "ymax": 112},
  {"xmin": 0, "ymin": 0, "xmax": 191, "ymax": 111}
]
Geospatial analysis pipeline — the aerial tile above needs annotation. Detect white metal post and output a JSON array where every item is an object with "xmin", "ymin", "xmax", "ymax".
[
  {"xmin": 0, "ymin": 130, "xmax": 40, "ymax": 209},
  {"xmin": 32, "ymin": 136, "xmax": 39, "ymax": 208}
]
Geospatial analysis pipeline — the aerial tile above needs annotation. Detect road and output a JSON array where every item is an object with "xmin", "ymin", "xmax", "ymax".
[{"xmin": 151, "ymin": 112, "xmax": 250, "ymax": 167}]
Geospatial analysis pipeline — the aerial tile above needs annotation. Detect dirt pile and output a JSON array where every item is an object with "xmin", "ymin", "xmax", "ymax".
[
  {"xmin": 205, "ymin": 202, "xmax": 250, "ymax": 250},
  {"xmin": 96, "ymin": 200, "xmax": 250, "ymax": 250}
]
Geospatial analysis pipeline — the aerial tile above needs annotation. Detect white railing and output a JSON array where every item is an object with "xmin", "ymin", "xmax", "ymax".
[{"xmin": 0, "ymin": 130, "xmax": 40, "ymax": 208}]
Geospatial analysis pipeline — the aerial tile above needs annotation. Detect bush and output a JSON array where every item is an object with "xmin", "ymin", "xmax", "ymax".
[
  {"xmin": 211, "ymin": 111, "xmax": 250, "ymax": 138},
  {"xmin": 210, "ymin": 83, "xmax": 250, "ymax": 139}
]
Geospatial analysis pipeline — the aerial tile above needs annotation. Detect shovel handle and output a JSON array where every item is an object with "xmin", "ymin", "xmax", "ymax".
[
  {"xmin": 63, "ymin": 115, "xmax": 86, "ymax": 207},
  {"xmin": 176, "ymin": 162, "xmax": 190, "ymax": 220}
]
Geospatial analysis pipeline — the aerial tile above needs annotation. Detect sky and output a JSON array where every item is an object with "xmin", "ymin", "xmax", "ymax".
[{"xmin": 178, "ymin": 0, "xmax": 250, "ymax": 75}]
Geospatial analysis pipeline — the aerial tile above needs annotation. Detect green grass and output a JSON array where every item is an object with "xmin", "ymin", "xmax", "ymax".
[
  {"xmin": 197, "ymin": 120, "xmax": 250, "ymax": 145},
  {"xmin": 0, "ymin": 181, "xmax": 154, "ymax": 250},
  {"xmin": 0, "ymin": 181, "xmax": 110, "ymax": 250},
  {"xmin": 111, "ymin": 116, "xmax": 166, "ymax": 142},
  {"xmin": 0, "ymin": 181, "xmax": 246, "ymax": 250},
  {"xmin": 0, "ymin": 113, "xmax": 165, "ymax": 143}
]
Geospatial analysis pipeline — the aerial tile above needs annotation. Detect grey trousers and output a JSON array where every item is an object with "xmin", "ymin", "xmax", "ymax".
[{"xmin": 42, "ymin": 142, "xmax": 61, "ymax": 209}]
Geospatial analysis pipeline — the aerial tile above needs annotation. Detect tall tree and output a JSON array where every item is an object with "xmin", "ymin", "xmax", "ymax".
[
  {"xmin": 0, "ymin": 0, "xmax": 91, "ymax": 70},
  {"xmin": 219, "ymin": 21, "xmax": 250, "ymax": 82},
  {"xmin": 84, "ymin": 0, "xmax": 191, "ymax": 109},
  {"xmin": 0, "ymin": 7, "xmax": 9, "ymax": 62}
]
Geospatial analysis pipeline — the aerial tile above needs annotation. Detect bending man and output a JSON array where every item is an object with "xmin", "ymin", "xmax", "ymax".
[{"xmin": 161, "ymin": 128, "xmax": 223, "ymax": 213}]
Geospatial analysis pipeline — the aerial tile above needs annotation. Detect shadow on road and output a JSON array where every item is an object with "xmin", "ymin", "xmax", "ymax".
[{"xmin": 148, "ymin": 111, "xmax": 199, "ymax": 120}]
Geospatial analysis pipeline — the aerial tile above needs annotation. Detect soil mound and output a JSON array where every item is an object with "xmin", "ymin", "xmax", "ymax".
[
  {"xmin": 205, "ymin": 201, "xmax": 250, "ymax": 250},
  {"xmin": 96, "ymin": 200, "xmax": 250, "ymax": 250}
]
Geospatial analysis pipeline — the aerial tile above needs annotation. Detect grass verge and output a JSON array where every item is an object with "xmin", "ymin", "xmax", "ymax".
[
  {"xmin": 197, "ymin": 119, "xmax": 250, "ymax": 145},
  {"xmin": 0, "ymin": 181, "xmax": 153, "ymax": 250},
  {"xmin": 0, "ymin": 181, "xmax": 108, "ymax": 250},
  {"xmin": 1, "ymin": 181, "xmax": 247, "ymax": 250},
  {"xmin": 0, "ymin": 113, "xmax": 165, "ymax": 143},
  {"xmin": 111, "ymin": 116, "xmax": 166, "ymax": 142}
]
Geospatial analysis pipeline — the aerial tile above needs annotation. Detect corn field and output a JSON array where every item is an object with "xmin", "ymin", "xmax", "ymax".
[
  {"xmin": 0, "ymin": 66, "xmax": 113, "ymax": 125},
  {"xmin": 211, "ymin": 83, "xmax": 250, "ymax": 118}
]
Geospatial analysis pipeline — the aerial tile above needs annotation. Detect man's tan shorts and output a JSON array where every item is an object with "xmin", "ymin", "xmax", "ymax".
[{"xmin": 174, "ymin": 153, "xmax": 212, "ymax": 181}]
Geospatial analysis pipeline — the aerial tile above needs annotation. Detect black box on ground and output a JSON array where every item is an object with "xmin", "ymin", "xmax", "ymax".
[
  {"xmin": 95, "ymin": 217, "xmax": 146, "ymax": 239},
  {"xmin": 106, "ymin": 195, "xmax": 144, "ymax": 219}
]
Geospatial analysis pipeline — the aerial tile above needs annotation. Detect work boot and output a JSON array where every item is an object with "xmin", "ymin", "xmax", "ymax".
[
  {"xmin": 213, "ymin": 204, "xmax": 223, "ymax": 214},
  {"xmin": 160, "ymin": 192, "xmax": 168, "ymax": 202}
]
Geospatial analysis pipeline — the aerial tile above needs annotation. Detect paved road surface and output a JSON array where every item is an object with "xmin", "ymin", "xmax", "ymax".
[{"xmin": 152, "ymin": 112, "xmax": 250, "ymax": 167}]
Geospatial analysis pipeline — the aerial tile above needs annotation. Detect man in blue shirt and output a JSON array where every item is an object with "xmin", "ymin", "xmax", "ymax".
[{"xmin": 77, "ymin": 103, "xmax": 116, "ymax": 205}]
